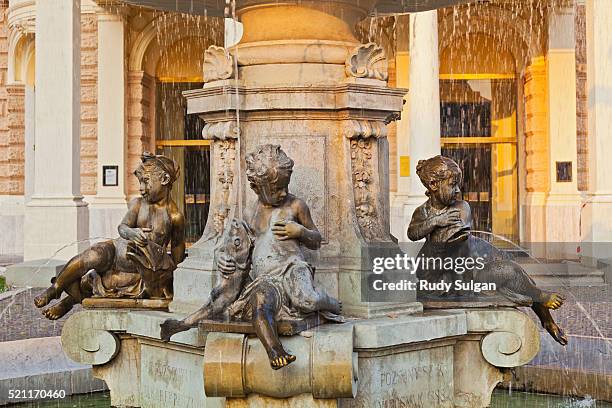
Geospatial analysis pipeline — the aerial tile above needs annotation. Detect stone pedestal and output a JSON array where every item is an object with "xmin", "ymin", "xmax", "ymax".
[
  {"xmin": 61, "ymin": 307, "xmax": 539, "ymax": 408},
  {"xmin": 175, "ymin": 1, "xmax": 419, "ymax": 319}
]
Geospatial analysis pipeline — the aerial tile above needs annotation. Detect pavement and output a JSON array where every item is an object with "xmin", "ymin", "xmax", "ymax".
[{"xmin": 0, "ymin": 288, "xmax": 81, "ymax": 342}]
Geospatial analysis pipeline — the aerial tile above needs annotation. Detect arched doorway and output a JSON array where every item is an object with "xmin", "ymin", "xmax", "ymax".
[{"xmin": 130, "ymin": 14, "xmax": 223, "ymax": 244}]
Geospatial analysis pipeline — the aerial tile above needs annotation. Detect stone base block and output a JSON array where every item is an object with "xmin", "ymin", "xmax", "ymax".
[
  {"xmin": 5, "ymin": 258, "xmax": 66, "ymax": 288},
  {"xmin": 0, "ymin": 337, "xmax": 107, "ymax": 406},
  {"xmin": 60, "ymin": 308, "xmax": 540, "ymax": 408}
]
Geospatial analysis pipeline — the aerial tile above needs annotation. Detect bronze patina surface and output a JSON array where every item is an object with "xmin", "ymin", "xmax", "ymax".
[
  {"xmin": 161, "ymin": 144, "xmax": 344, "ymax": 370},
  {"xmin": 408, "ymin": 155, "xmax": 568, "ymax": 346},
  {"xmin": 34, "ymin": 152, "xmax": 186, "ymax": 320}
]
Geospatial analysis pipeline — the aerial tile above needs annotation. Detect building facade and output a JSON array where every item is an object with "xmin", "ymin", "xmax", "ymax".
[{"xmin": 0, "ymin": 0, "xmax": 610, "ymax": 262}]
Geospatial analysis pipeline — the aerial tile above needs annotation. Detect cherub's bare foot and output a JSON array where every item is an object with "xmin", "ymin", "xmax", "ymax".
[
  {"xmin": 34, "ymin": 286, "xmax": 60, "ymax": 308},
  {"xmin": 160, "ymin": 319, "xmax": 191, "ymax": 342},
  {"xmin": 269, "ymin": 347, "xmax": 296, "ymax": 370},
  {"xmin": 542, "ymin": 292, "xmax": 565, "ymax": 310},
  {"xmin": 42, "ymin": 297, "xmax": 75, "ymax": 320},
  {"xmin": 544, "ymin": 322, "xmax": 568, "ymax": 346}
]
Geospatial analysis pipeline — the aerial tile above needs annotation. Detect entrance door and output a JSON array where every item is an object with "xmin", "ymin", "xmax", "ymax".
[
  {"xmin": 156, "ymin": 82, "xmax": 211, "ymax": 244},
  {"xmin": 440, "ymin": 79, "xmax": 518, "ymax": 242}
]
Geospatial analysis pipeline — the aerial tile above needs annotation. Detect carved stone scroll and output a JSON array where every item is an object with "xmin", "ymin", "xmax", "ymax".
[
  {"xmin": 203, "ymin": 45, "xmax": 235, "ymax": 83},
  {"xmin": 202, "ymin": 121, "xmax": 240, "ymax": 141},
  {"xmin": 466, "ymin": 309, "xmax": 540, "ymax": 367},
  {"xmin": 345, "ymin": 43, "xmax": 389, "ymax": 81},
  {"xmin": 61, "ymin": 310, "xmax": 127, "ymax": 365}
]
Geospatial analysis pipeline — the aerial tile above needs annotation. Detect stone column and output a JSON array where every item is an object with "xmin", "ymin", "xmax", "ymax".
[
  {"xmin": 90, "ymin": 10, "xmax": 127, "ymax": 238},
  {"xmin": 392, "ymin": 10, "xmax": 441, "ymax": 242},
  {"xmin": 584, "ymin": 0, "xmax": 612, "ymax": 258},
  {"xmin": 24, "ymin": 0, "xmax": 88, "ymax": 260},
  {"xmin": 545, "ymin": 8, "xmax": 582, "ymax": 257}
]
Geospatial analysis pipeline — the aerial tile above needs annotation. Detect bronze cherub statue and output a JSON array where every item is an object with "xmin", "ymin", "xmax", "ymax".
[
  {"xmin": 34, "ymin": 152, "xmax": 186, "ymax": 319},
  {"xmin": 161, "ymin": 144, "xmax": 343, "ymax": 369},
  {"xmin": 408, "ymin": 155, "xmax": 567, "ymax": 345}
]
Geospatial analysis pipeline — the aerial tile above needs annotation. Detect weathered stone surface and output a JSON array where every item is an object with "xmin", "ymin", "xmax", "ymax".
[
  {"xmin": 454, "ymin": 337, "xmax": 504, "ymax": 408},
  {"xmin": 93, "ymin": 336, "xmax": 141, "ymax": 408},
  {"xmin": 341, "ymin": 342, "xmax": 455, "ymax": 408},
  {"xmin": 465, "ymin": 308, "xmax": 540, "ymax": 368},
  {"xmin": 352, "ymin": 311, "xmax": 467, "ymax": 349},
  {"xmin": 0, "ymin": 337, "xmax": 107, "ymax": 406},
  {"xmin": 5, "ymin": 258, "xmax": 65, "ymax": 288},
  {"xmin": 140, "ymin": 340, "xmax": 223, "ymax": 408}
]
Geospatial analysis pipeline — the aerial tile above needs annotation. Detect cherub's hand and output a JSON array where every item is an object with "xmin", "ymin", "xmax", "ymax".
[
  {"xmin": 436, "ymin": 208, "xmax": 462, "ymax": 227},
  {"xmin": 272, "ymin": 221, "xmax": 304, "ymax": 241},
  {"xmin": 217, "ymin": 253, "xmax": 236, "ymax": 277},
  {"xmin": 126, "ymin": 227, "xmax": 152, "ymax": 246}
]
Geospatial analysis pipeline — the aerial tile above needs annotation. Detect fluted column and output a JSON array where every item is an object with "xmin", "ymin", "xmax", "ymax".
[{"xmin": 24, "ymin": 0, "xmax": 89, "ymax": 260}]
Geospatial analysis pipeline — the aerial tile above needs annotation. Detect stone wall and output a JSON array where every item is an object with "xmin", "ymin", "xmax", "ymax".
[
  {"xmin": 127, "ymin": 71, "xmax": 153, "ymax": 198},
  {"xmin": 0, "ymin": 1, "xmax": 12, "ymax": 195},
  {"xmin": 81, "ymin": 12, "xmax": 98, "ymax": 196},
  {"xmin": 575, "ymin": 4, "xmax": 588, "ymax": 193},
  {"xmin": 6, "ymin": 84, "xmax": 24, "ymax": 195}
]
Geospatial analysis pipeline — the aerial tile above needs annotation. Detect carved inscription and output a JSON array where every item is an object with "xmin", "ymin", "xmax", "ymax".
[
  {"xmin": 343, "ymin": 347, "xmax": 454, "ymax": 408},
  {"xmin": 140, "ymin": 345, "xmax": 207, "ymax": 408}
]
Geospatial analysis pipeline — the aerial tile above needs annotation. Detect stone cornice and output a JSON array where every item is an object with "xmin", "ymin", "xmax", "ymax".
[{"xmin": 185, "ymin": 83, "xmax": 405, "ymax": 115}]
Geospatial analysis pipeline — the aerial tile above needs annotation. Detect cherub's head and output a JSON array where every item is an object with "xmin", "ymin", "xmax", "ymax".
[
  {"xmin": 246, "ymin": 144, "xmax": 294, "ymax": 207},
  {"xmin": 134, "ymin": 152, "xmax": 179, "ymax": 203},
  {"xmin": 416, "ymin": 155, "xmax": 462, "ymax": 206}
]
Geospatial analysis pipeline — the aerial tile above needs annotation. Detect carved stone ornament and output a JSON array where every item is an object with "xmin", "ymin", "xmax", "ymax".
[
  {"xmin": 344, "ymin": 120, "xmax": 386, "ymax": 241},
  {"xmin": 343, "ymin": 119, "xmax": 388, "ymax": 140},
  {"xmin": 203, "ymin": 45, "xmax": 235, "ymax": 83},
  {"xmin": 212, "ymin": 139, "xmax": 237, "ymax": 236},
  {"xmin": 202, "ymin": 121, "xmax": 240, "ymax": 140},
  {"xmin": 345, "ymin": 43, "xmax": 389, "ymax": 81}
]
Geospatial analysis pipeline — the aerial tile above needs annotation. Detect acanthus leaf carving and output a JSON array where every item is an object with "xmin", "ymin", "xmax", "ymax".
[
  {"xmin": 203, "ymin": 45, "xmax": 235, "ymax": 83},
  {"xmin": 202, "ymin": 121, "xmax": 240, "ymax": 141},
  {"xmin": 345, "ymin": 43, "xmax": 389, "ymax": 81}
]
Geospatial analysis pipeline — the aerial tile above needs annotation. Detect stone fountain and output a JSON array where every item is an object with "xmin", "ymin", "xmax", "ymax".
[{"xmin": 60, "ymin": 1, "xmax": 541, "ymax": 407}]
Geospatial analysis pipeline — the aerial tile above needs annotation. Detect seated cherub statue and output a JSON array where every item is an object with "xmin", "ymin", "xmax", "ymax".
[
  {"xmin": 408, "ymin": 155, "xmax": 567, "ymax": 345},
  {"xmin": 161, "ymin": 144, "xmax": 342, "ymax": 369},
  {"xmin": 34, "ymin": 152, "xmax": 186, "ymax": 320}
]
